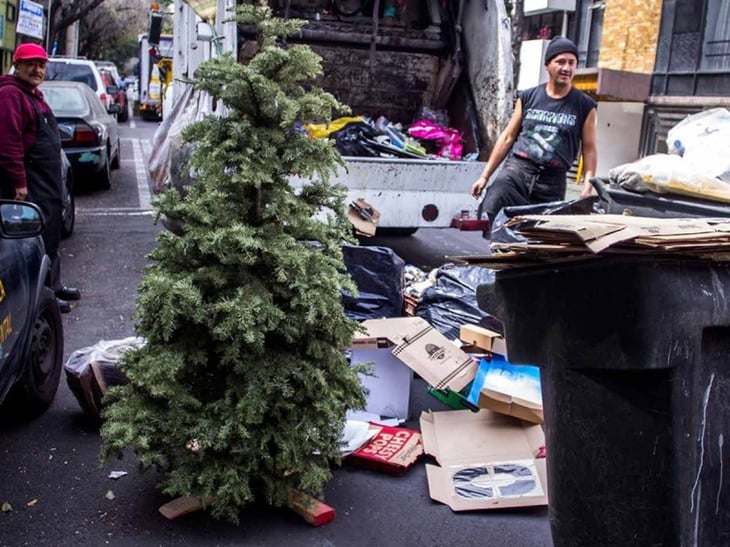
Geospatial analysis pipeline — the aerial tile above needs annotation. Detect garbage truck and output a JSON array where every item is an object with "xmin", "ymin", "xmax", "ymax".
[
  {"xmin": 165, "ymin": 0, "xmax": 513, "ymax": 234},
  {"xmin": 137, "ymin": 33, "xmax": 174, "ymax": 121}
]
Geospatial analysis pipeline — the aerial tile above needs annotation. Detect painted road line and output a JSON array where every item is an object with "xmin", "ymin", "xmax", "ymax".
[
  {"xmin": 141, "ymin": 139, "xmax": 152, "ymax": 158},
  {"xmin": 76, "ymin": 208, "xmax": 155, "ymax": 216},
  {"xmin": 132, "ymin": 138, "xmax": 153, "ymax": 210}
]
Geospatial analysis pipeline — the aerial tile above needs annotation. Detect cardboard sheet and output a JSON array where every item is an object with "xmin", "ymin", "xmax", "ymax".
[
  {"xmin": 490, "ymin": 214, "xmax": 730, "ymax": 258},
  {"xmin": 347, "ymin": 198, "xmax": 380, "ymax": 237},
  {"xmin": 353, "ymin": 317, "xmax": 477, "ymax": 393},
  {"xmin": 420, "ymin": 410, "xmax": 547, "ymax": 511},
  {"xmin": 344, "ymin": 423, "xmax": 423, "ymax": 475}
]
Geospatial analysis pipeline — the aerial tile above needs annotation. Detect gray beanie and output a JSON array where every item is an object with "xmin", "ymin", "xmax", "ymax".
[{"xmin": 544, "ymin": 36, "xmax": 579, "ymax": 65}]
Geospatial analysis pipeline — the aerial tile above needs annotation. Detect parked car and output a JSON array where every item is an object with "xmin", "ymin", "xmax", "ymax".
[
  {"xmin": 43, "ymin": 57, "xmax": 118, "ymax": 115},
  {"xmin": 99, "ymin": 68, "xmax": 128, "ymax": 122},
  {"xmin": 0, "ymin": 200, "xmax": 64, "ymax": 419},
  {"xmin": 94, "ymin": 60, "xmax": 122, "ymax": 86},
  {"xmin": 40, "ymin": 81, "xmax": 121, "ymax": 190}
]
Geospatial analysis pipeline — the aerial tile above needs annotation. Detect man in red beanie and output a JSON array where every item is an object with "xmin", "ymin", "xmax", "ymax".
[
  {"xmin": 0, "ymin": 42, "xmax": 81, "ymax": 312},
  {"xmin": 470, "ymin": 35, "xmax": 597, "ymax": 237}
]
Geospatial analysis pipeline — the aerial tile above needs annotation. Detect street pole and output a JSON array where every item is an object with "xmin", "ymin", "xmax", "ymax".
[{"xmin": 45, "ymin": 0, "xmax": 52, "ymax": 51}]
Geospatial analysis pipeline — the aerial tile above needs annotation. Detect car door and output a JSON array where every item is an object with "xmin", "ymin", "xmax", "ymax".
[{"xmin": 0, "ymin": 237, "xmax": 32, "ymax": 397}]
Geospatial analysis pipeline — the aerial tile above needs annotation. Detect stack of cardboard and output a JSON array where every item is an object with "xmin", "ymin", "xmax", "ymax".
[
  {"xmin": 482, "ymin": 215, "xmax": 730, "ymax": 265},
  {"xmin": 458, "ymin": 324, "xmax": 543, "ymax": 425}
]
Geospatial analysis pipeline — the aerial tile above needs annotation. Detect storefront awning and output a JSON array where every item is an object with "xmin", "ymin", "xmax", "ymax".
[{"xmin": 574, "ymin": 68, "xmax": 651, "ymax": 102}]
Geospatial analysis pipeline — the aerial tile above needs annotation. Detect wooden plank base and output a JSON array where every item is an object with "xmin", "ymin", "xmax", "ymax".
[{"xmin": 158, "ymin": 490, "xmax": 336, "ymax": 526}]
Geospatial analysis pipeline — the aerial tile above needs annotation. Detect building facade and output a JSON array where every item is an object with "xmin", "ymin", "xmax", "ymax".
[
  {"xmin": 1, "ymin": 0, "xmax": 19, "ymax": 74},
  {"xmin": 640, "ymin": 0, "xmax": 730, "ymax": 155}
]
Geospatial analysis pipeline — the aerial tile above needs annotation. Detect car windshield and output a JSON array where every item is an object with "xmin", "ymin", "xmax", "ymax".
[
  {"xmin": 46, "ymin": 63, "xmax": 98, "ymax": 91},
  {"xmin": 42, "ymin": 86, "xmax": 91, "ymax": 116}
]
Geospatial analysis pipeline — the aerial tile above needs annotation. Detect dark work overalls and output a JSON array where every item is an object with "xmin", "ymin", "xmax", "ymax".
[{"xmin": 25, "ymin": 93, "xmax": 64, "ymax": 292}]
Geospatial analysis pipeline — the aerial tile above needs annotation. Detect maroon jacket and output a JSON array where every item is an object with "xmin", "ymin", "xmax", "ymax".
[{"xmin": 0, "ymin": 74, "xmax": 54, "ymax": 195}]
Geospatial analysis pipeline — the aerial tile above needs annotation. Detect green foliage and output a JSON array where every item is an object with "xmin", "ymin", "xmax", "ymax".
[{"xmin": 100, "ymin": 5, "xmax": 366, "ymax": 523}]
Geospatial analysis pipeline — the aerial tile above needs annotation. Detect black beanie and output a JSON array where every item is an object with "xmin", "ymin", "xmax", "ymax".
[{"xmin": 544, "ymin": 36, "xmax": 579, "ymax": 65}]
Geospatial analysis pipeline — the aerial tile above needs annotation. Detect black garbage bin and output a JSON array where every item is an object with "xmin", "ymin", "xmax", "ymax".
[{"xmin": 479, "ymin": 256, "xmax": 730, "ymax": 547}]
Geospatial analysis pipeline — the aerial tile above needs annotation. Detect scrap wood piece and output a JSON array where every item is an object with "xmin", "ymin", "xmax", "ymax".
[
  {"xmin": 159, "ymin": 495, "xmax": 205, "ymax": 520},
  {"xmin": 287, "ymin": 488, "xmax": 335, "ymax": 527},
  {"xmin": 158, "ymin": 489, "xmax": 335, "ymax": 526}
]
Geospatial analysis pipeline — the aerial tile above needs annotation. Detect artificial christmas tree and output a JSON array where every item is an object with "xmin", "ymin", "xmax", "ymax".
[{"xmin": 100, "ymin": 5, "xmax": 366, "ymax": 523}]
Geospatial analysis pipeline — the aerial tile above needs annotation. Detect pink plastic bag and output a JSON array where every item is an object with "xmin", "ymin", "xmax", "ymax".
[{"xmin": 408, "ymin": 119, "xmax": 463, "ymax": 160}]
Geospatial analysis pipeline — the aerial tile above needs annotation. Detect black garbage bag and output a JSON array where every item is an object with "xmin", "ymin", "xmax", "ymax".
[
  {"xmin": 342, "ymin": 244, "xmax": 405, "ymax": 320},
  {"xmin": 416, "ymin": 264, "xmax": 500, "ymax": 340},
  {"xmin": 331, "ymin": 122, "xmax": 381, "ymax": 157},
  {"xmin": 490, "ymin": 197, "xmax": 596, "ymax": 245}
]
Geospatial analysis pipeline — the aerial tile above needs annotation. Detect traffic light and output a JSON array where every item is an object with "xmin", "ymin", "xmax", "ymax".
[{"xmin": 149, "ymin": 6, "xmax": 164, "ymax": 45}]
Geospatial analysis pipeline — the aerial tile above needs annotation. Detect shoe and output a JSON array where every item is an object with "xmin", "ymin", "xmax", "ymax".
[
  {"xmin": 55, "ymin": 286, "xmax": 81, "ymax": 301},
  {"xmin": 57, "ymin": 298, "xmax": 71, "ymax": 314}
]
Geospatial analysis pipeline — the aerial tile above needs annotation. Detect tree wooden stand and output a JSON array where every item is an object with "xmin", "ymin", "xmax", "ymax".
[{"xmin": 158, "ymin": 489, "xmax": 336, "ymax": 527}]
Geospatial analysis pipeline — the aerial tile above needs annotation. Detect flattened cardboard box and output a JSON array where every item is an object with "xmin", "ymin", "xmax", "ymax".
[
  {"xmin": 344, "ymin": 423, "xmax": 423, "ymax": 475},
  {"xmin": 347, "ymin": 198, "xmax": 380, "ymax": 237},
  {"xmin": 459, "ymin": 324, "xmax": 508, "ymax": 358},
  {"xmin": 459, "ymin": 324, "xmax": 544, "ymax": 424},
  {"xmin": 420, "ymin": 409, "xmax": 547, "ymax": 511},
  {"xmin": 353, "ymin": 317, "xmax": 478, "ymax": 394}
]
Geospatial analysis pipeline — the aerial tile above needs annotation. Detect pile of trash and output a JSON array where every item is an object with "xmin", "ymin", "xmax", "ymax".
[
  {"xmin": 64, "ymin": 246, "xmax": 549, "ymax": 515},
  {"xmin": 607, "ymin": 108, "xmax": 730, "ymax": 202},
  {"xmin": 304, "ymin": 107, "xmax": 465, "ymax": 161}
]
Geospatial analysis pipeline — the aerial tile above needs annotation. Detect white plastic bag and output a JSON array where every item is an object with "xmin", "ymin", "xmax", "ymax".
[
  {"xmin": 667, "ymin": 108, "xmax": 730, "ymax": 182},
  {"xmin": 64, "ymin": 337, "xmax": 144, "ymax": 421},
  {"xmin": 609, "ymin": 154, "xmax": 730, "ymax": 203}
]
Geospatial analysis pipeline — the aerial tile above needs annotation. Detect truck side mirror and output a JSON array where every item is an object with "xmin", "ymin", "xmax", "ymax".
[{"xmin": 196, "ymin": 21, "xmax": 214, "ymax": 42}]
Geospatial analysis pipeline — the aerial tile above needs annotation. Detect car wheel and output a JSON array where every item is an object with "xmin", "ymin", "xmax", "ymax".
[
  {"xmin": 118, "ymin": 106, "xmax": 129, "ymax": 122},
  {"xmin": 61, "ymin": 169, "xmax": 75, "ymax": 239},
  {"xmin": 110, "ymin": 139, "xmax": 121, "ymax": 170},
  {"xmin": 6, "ymin": 288, "xmax": 64, "ymax": 419},
  {"xmin": 99, "ymin": 148, "xmax": 112, "ymax": 190}
]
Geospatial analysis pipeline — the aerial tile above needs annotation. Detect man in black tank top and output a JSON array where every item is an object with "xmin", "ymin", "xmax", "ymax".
[{"xmin": 470, "ymin": 36, "xmax": 598, "ymax": 238}]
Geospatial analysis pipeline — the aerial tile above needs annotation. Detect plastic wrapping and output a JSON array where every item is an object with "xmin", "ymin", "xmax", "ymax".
[
  {"xmin": 148, "ymin": 84, "xmax": 203, "ymax": 195},
  {"xmin": 415, "ymin": 264, "xmax": 498, "ymax": 340},
  {"xmin": 608, "ymin": 154, "xmax": 730, "ymax": 204},
  {"xmin": 64, "ymin": 337, "xmax": 143, "ymax": 421},
  {"xmin": 667, "ymin": 107, "xmax": 730, "ymax": 182},
  {"xmin": 407, "ymin": 119, "xmax": 463, "ymax": 160},
  {"xmin": 331, "ymin": 121, "xmax": 380, "ymax": 157},
  {"xmin": 342, "ymin": 244, "xmax": 405, "ymax": 320}
]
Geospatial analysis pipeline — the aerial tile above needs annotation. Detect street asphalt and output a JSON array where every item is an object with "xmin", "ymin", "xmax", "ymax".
[{"xmin": 0, "ymin": 127, "xmax": 552, "ymax": 546}]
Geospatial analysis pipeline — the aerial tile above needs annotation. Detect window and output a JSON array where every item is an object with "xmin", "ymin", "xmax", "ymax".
[
  {"xmin": 585, "ymin": 1, "xmax": 604, "ymax": 68},
  {"xmin": 6, "ymin": 3, "xmax": 16, "ymax": 22},
  {"xmin": 701, "ymin": 0, "xmax": 730, "ymax": 72},
  {"xmin": 522, "ymin": 12, "xmax": 564, "ymax": 41}
]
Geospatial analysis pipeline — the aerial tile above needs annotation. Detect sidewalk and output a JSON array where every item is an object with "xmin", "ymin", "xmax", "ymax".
[{"xmin": 565, "ymin": 181, "xmax": 584, "ymax": 201}]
